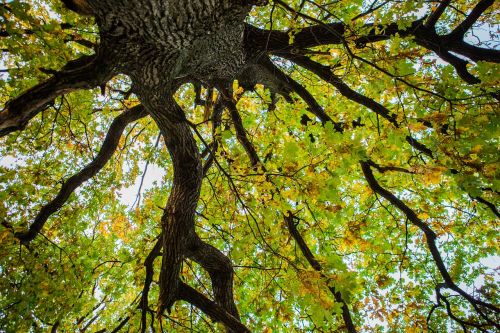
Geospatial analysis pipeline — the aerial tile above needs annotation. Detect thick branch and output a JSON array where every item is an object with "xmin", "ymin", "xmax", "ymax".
[
  {"xmin": 245, "ymin": 17, "xmax": 427, "ymax": 53},
  {"xmin": 237, "ymin": 58, "xmax": 342, "ymax": 130},
  {"xmin": 447, "ymin": 42, "xmax": 500, "ymax": 63},
  {"xmin": 142, "ymin": 94, "xmax": 203, "ymax": 314},
  {"xmin": 258, "ymin": 58, "xmax": 342, "ymax": 128},
  {"xmin": 447, "ymin": 0, "xmax": 495, "ymax": 41},
  {"xmin": 424, "ymin": 0, "xmax": 451, "ymax": 28},
  {"xmin": 178, "ymin": 282, "xmax": 251, "ymax": 333},
  {"xmin": 61, "ymin": 0, "xmax": 94, "ymax": 15},
  {"xmin": 141, "ymin": 91, "xmax": 247, "ymax": 331},
  {"xmin": 246, "ymin": 13, "xmax": 500, "ymax": 83},
  {"xmin": 414, "ymin": 31, "xmax": 481, "ymax": 84},
  {"xmin": 248, "ymin": 16, "xmax": 500, "ymax": 64},
  {"xmin": 14, "ymin": 105, "xmax": 147, "ymax": 243},
  {"xmin": 244, "ymin": 23, "xmax": 345, "ymax": 54},
  {"xmin": 278, "ymin": 53, "xmax": 399, "ymax": 126},
  {"xmin": 110, "ymin": 316, "xmax": 131, "ymax": 333},
  {"xmin": 257, "ymin": 55, "xmax": 435, "ymax": 158},
  {"xmin": 472, "ymin": 196, "xmax": 500, "ymax": 219},
  {"xmin": 187, "ymin": 236, "xmax": 240, "ymax": 322},
  {"xmin": 0, "ymin": 55, "xmax": 111, "ymax": 137},
  {"xmin": 141, "ymin": 236, "xmax": 163, "ymax": 333},
  {"xmin": 365, "ymin": 159, "xmax": 415, "ymax": 174},
  {"xmin": 406, "ymin": 136, "xmax": 434, "ymax": 158}
]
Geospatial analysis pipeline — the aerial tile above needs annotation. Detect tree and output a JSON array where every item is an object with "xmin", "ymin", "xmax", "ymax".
[{"xmin": 0, "ymin": 0, "xmax": 498, "ymax": 331}]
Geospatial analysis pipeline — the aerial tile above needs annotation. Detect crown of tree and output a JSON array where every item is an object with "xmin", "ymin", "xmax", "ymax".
[{"xmin": 0, "ymin": 0, "xmax": 498, "ymax": 332}]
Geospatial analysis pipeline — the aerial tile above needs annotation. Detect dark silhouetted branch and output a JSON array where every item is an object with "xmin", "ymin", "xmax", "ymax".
[
  {"xmin": 187, "ymin": 236, "xmax": 240, "ymax": 322},
  {"xmin": 140, "ymin": 236, "xmax": 162, "ymax": 333},
  {"xmin": 225, "ymin": 98, "xmax": 262, "ymax": 167},
  {"xmin": 447, "ymin": 0, "xmax": 495, "ymax": 41},
  {"xmin": 0, "ymin": 55, "xmax": 112, "ymax": 136},
  {"xmin": 285, "ymin": 212, "xmax": 357, "ymax": 333},
  {"xmin": 178, "ymin": 282, "xmax": 251, "ymax": 333},
  {"xmin": 361, "ymin": 161, "xmax": 500, "ymax": 328},
  {"xmin": 258, "ymin": 58, "xmax": 344, "ymax": 130},
  {"xmin": 279, "ymin": 53, "xmax": 399, "ymax": 127},
  {"xmin": 424, "ymin": 0, "xmax": 451, "ymax": 28},
  {"xmin": 471, "ymin": 196, "xmax": 500, "ymax": 219},
  {"xmin": 14, "ymin": 105, "xmax": 147, "ymax": 243}
]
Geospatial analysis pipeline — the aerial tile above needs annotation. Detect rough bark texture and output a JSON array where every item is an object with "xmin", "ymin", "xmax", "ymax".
[
  {"xmin": 3, "ymin": 0, "xmax": 499, "ymax": 331},
  {"xmin": 59, "ymin": 1, "xmax": 259, "ymax": 331}
]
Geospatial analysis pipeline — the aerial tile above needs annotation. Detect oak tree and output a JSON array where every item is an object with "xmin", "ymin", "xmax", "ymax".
[{"xmin": 0, "ymin": 0, "xmax": 499, "ymax": 332}]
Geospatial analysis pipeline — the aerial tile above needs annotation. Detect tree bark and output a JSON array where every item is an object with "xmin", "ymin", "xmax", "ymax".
[
  {"xmin": 0, "ymin": 55, "xmax": 111, "ymax": 137},
  {"xmin": 4, "ymin": 0, "xmax": 498, "ymax": 330}
]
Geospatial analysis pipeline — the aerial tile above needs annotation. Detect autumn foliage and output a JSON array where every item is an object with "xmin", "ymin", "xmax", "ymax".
[{"xmin": 0, "ymin": 0, "xmax": 499, "ymax": 332}]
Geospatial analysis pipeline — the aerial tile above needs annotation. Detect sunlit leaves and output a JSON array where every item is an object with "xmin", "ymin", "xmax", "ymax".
[{"xmin": 1, "ymin": 0, "xmax": 499, "ymax": 332}]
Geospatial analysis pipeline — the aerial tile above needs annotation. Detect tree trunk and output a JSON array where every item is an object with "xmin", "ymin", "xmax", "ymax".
[{"xmin": 73, "ymin": 1, "xmax": 257, "ymax": 328}]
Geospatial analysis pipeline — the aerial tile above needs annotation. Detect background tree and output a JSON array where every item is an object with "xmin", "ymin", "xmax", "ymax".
[{"xmin": 0, "ymin": 0, "xmax": 499, "ymax": 332}]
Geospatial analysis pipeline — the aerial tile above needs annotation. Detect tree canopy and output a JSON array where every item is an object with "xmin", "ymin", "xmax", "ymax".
[{"xmin": 0, "ymin": 0, "xmax": 499, "ymax": 332}]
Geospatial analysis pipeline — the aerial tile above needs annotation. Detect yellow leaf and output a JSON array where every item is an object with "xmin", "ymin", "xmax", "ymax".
[
  {"xmin": 427, "ymin": 112, "xmax": 448, "ymax": 124},
  {"xmin": 0, "ymin": 230, "xmax": 11, "ymax": 243},
  {"xmin": 418, "ymin": 212, "xmax": 430, "ymax": 219},
  {"xmin": 232, "ymin": 80, "xmax": 244, "ymax": 99},
  {"xmin": 470, "ymin": 145, "xmax": 482, "ymax": 154},
  {"xmin": 423, "ymin": 166, "xmax": 447, "ymax": 185},
  {"xmin": 408, "ymin": 123, "xmax": 428, "ymax": 132}
]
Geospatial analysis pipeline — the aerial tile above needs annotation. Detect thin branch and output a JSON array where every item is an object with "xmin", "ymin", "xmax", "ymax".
[
  {"xmin": 133, "ymin": 133, "xmax": 162, "ymax": 208},
  {"xmin": 285, "ymin": 212, "xmax": 357, "ymax": 333},
  {"xmin": 224, "ymin": 95, "xmax": 262, "ymax": 167},
  {"xmin": 0, "ymin": 55, "xmax": 112, "ymax": 136},
  {"xmin": 351, "ymin": 0, "xmax": 390, "ymax": 22},
  {"xmin": 361, "ymin": 161, "xmax": 500, "ymax": 328},
  {"xmin": 14, "ymin": 105, "xmax": 147, "ymax": 243}
]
